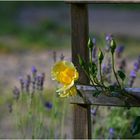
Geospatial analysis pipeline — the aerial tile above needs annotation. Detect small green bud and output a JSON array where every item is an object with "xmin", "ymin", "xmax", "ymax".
[
  {"xmin": 98, "ymin": 49, "xmax": 104, "ymax": 64},
  {"xmin": 88, "ymin": 38, "xmax": 93, "ymax": 50},
  {"xmin": 110, "ymin": 39, "xmax": 116, "ymax": 54}
]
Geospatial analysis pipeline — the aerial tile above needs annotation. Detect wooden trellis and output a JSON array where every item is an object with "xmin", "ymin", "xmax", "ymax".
[{"xmin": 70, "ymin": 1, "xmax": 140, "ymax": 139}]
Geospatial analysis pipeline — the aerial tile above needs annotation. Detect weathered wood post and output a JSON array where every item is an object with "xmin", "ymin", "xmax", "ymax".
[{"xmin": 71, "ymin": 3, "xmax": 92, "ymax": 139}]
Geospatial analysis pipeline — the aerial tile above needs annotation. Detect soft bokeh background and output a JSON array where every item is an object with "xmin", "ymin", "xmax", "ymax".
[{"xmin": 0, "ymin": 2, "xmax": 140, "ymax": 138}]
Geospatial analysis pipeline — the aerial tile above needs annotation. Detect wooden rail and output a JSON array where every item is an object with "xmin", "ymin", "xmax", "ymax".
[{"xmin": 70, "ymin": 85, "xmax": 140, "ymax": 106}]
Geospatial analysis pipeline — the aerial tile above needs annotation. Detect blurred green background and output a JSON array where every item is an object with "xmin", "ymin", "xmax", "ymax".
[{"xmin": 0, "ymin": 2, "xmax": 140, "ymax": 138}]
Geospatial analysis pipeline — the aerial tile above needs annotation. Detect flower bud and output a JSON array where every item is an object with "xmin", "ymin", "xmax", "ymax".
[
  {"xmin": 110, "ymin": 39, "xmax": 116, "ymax": 54},
  {"xmin": 88, "ymin": 38, "xmax": 93, "ymax": 50}
]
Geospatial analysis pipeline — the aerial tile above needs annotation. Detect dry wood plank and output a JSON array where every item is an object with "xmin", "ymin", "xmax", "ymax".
[
  {"xmin": 70, "ymin": 85, "xmax": 140, "ymax": 107},
  {"xmin": 71, "ymin": 3, "xmax": 92, "ymax": 139}
]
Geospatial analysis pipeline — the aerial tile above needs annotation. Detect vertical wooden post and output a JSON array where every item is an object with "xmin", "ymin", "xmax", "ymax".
[{"xmin": 71, "ymin": 3, "xmax": 91, "ymax": 139}]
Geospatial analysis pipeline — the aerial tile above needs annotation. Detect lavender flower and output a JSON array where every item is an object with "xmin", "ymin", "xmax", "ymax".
[
  {"xmin": 60, "ymin": 53, "xmax": 65, "ymax": 61},
  {"xmin": 138, "ymin": 55, "xmax": 140, "ymax": 64},
  {"xmin": 92, "ymin": 47, "xmax": 97, "ymax": 62},
  {"xmin": 134, "ymin": 61, "xmax": 140, "ymax": 72},
  {"xmin": 13, "ymin": 86, "xmax": 20, "ymax": 100},
  {"xmin": 8, "ymin": 103, "xmax": 13, "ymax": 113},
  {"xmin": 102, "ymin": 64, "xmax": 107, "ymax": 75},
  {"xmin": 118, "ymin": 59, "xmax": 126, "ymax": 71},
  {"xmin": 31, "ymin": 66, "xmax": 37, "ymax": 80},
  {"xmin": 129, "ymin": 70, "xmax": 137, "ymax": 87},
  {"xmin": 109, "ymin": 128, "xmax": 115, "ymax": 134},
  {"xmin": 25, "ymin": 74, "xmax": 31, "ymax": 93},
  {"xmin": 116, "ymin": 45, "xmax": 124, "ymax": 58},
  {"xmin": 106, "ymin": 34, "xmax": 112, "ymax": 42},
  {"xmin": 130, "ymin": 70, "xmax": 136, "ymax": 78},
  {"xmin": 36, "ymin": 74, "xmax": 42, "ymax": 90},
  {"xmin": 44, "ymin": 102, "xmax": 52, "ymax": 109},
  {"xmin": 19, "ymin": 76, "xmax": 24, "ymax": 91},
  {"xmin": 31, "ymin": 66, "xmax": 37, "ymax": 73},
  {"xmin": 105, "ymin": 34, "xmax": 113, "ymax": 52},
  {"xmin": 36, "ymin": 73, "xmax": 45, "ymax": 91},
  {"xmin": 40, "ymin": 73, "xmax": 45, "ymax": 90},
  {"xmin": 92, "ymin": 38, "xmax": 96, "ymax": 46},
  {"xmin": 53, "ymin": 51, "xmax": 57, "ymax": 63},
  {"xmin": 108, "ymin": 128, "xmax": 115, "ymax": 139},
  {"xmin": 91, "ymin": 106, "xmax": 99, "ymax": 116},
  {"xmin": 116, "ymin": 45, "xmax": 124, "ymax": 54}
]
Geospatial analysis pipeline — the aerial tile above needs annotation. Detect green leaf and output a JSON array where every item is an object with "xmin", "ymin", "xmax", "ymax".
[
  {"xmin": 77, "ymin": 89, "xmax": 84, "ymax": 98},
  {"xmin": 78, "ymin": 55, "xmax": 85, "ymax": 67},
  {"xmin": 92, "ymin": 91, "xmax": 101, "ymax": 97},
  {"xmin": 89, "ymin": 62, "xmax": 97, "ymax": 78},
  {"xmin": 131, "ymin": 116, "xmax": 140, "ymax": 135},
  {"xmin": 98, "ymin": 49, "xmax": 104, "ymax": 64},
  {"xmin": 88, "ymin": 38, "xmax": 93, "ymax": 50},
  {"xmin": 110, "ymin": 39, "xmax": 116, "ymax": 54},
  {"xmin": 117, "ymin": 70, "xmax": 126, "ymax": 81}
]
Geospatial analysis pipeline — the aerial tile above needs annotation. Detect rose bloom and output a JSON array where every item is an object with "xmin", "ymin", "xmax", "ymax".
[{"xmin": 51, "ymin": 61, "xmax": 79, "ymax": 97}]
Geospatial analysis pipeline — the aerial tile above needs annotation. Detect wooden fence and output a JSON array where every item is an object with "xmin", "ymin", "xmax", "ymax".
[{"xmin": 70, "ymin": 2, "xmax": 140, "ymax": 139}]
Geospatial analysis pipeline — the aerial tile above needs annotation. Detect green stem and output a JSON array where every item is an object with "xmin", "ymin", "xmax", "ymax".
[
  {"xmin": 99, "ymin": 63, "xmax": 106, "ymax": 89},
  {"xmin": 111, "ymin": 53, "xmax": 121, "ymax": 88},
  {"xmin": 90, "ymin": 48, "xmax": 93, "ymax": 63},
  {"xmin": 83, "ymin": 68, "xmax": 99, "ymax": 91},
  {"xmin": 60, "ymin": 99, "xmax": 67, "ymax": 138}
]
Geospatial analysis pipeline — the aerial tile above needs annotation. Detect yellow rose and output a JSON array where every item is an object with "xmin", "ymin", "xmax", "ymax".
[{"xmin": 51, "ymin": 61, "xmax": 79, "ymax": 97}]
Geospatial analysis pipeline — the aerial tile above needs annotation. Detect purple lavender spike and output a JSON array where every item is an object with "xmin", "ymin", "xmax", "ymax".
[
  {"xmin": 25, "ymin": 74, "xmax": 31, "ymax": 93},
  {"xmin": 53, "ymin": 51, "xmax": 57, "ymax": 63},
  {"xmin": 92, "ymin": 38, "xmax": 96, "ymax": 46},
  {"xmin": 31, "ymin": 66, "xmax": 37, "ymax": 74},
  {"xmin": 102, "ymin": 64, "xmax": 107, "ymax": 75},
  {"xmin": 13, "ymin": 86, "xmax": 20, "ymax": 100},
  {"xmin": 130, "ymin": 70, "xmax": 136, "ymax": 78},
  {"xmin": 116, "ymin": 45, "xmax": 124, "ymax": 54},
  {"xmin": 60, "ymin": 53, "xmax": 65, "ymax": 61},
  {"xmin": 106, "ymin": 34, "xmax": 112, "ymax": 42},
  {"xmin": 109, "ymin": 128, "xmax": 115, "ymax": 135},
  {"xmin": 44, "ymin": 102, "xmax": 52, "ymax": 109},
  {"xmin": 18, "ymin": 76, "xmax": 24, "ymax": 91},
  {"xmin": 134, "ymin": 61, "xmax": 140, "ymax": 72}
]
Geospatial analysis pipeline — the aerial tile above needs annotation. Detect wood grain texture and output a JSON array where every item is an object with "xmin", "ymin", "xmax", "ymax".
[
  {"xmin": 70, "ymin": 85, "xmax": 140, "ymax": 106},
  {"xmin": 71, "ymin": 3, "xmax": 92, "ymax": 139}
]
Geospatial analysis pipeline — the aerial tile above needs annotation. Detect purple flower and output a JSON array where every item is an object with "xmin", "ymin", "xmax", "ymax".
[
  {"xmin": 130, "ymin": 70, "xmax": 136, "ymax": 78},
  {"xmin": 18, "ymin": 76, "xmax": 24, "ymax": 91},
  {"xmin": 106, "ymin": 34, "xmax": 112, "ymax": 42},
  {"xmin": 44, "ymin": 102, "xmax": 52, "ymax": 109},
  {"xmin": 92, "ymin": 47, "xmax": 97, "ymax": 60},
  {"xmin": 92, "ymin": 38, "xmax": 96, "ymax": 46},
  {"xmin": 31, "ymin": 66, "xmax": 37, "ymax": 74},
  {"xmin": 102, "ymin": 64, "xmax": 107, "ymax": 75},
  {"xmin": 60, "ymin": 53, "xmax": 65, "ymax": 61},
  {"xmin": 91, "ymin": 109, "xmax": 96, "ymax": 116},
  {"xmin": 8, "ymin": 103, "xmax": 12, "ymax": 113},
  {"xmin": 53, "ymin": 51, "xmax": 57, "ymax": 62},
  {"xmin": 13, "ymin": 86, "xmax": 20, "ymax": 100},
  {"xmin": 116, "ymin": 45, "xmax": 124, "ymax": 54},
  {"xmin": 134, "ymin": 61, "xmax": 140, "ymax": 72},
  {"xmin": 138, "ymin": 55, "xmax": 140, "ymax": 64},
  {"xmin": 109, "ymin": 128, "xmax": 115, "ymax": 134}
]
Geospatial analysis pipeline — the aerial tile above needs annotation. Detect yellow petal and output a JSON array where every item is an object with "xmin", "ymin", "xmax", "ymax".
[
  {"xmin": 51, "ymin": 61, "xmax": 67, "ymax": 80},
  {"xmin": 58, "ymin": 85, "xmax": 77, "ymax": 98}
]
